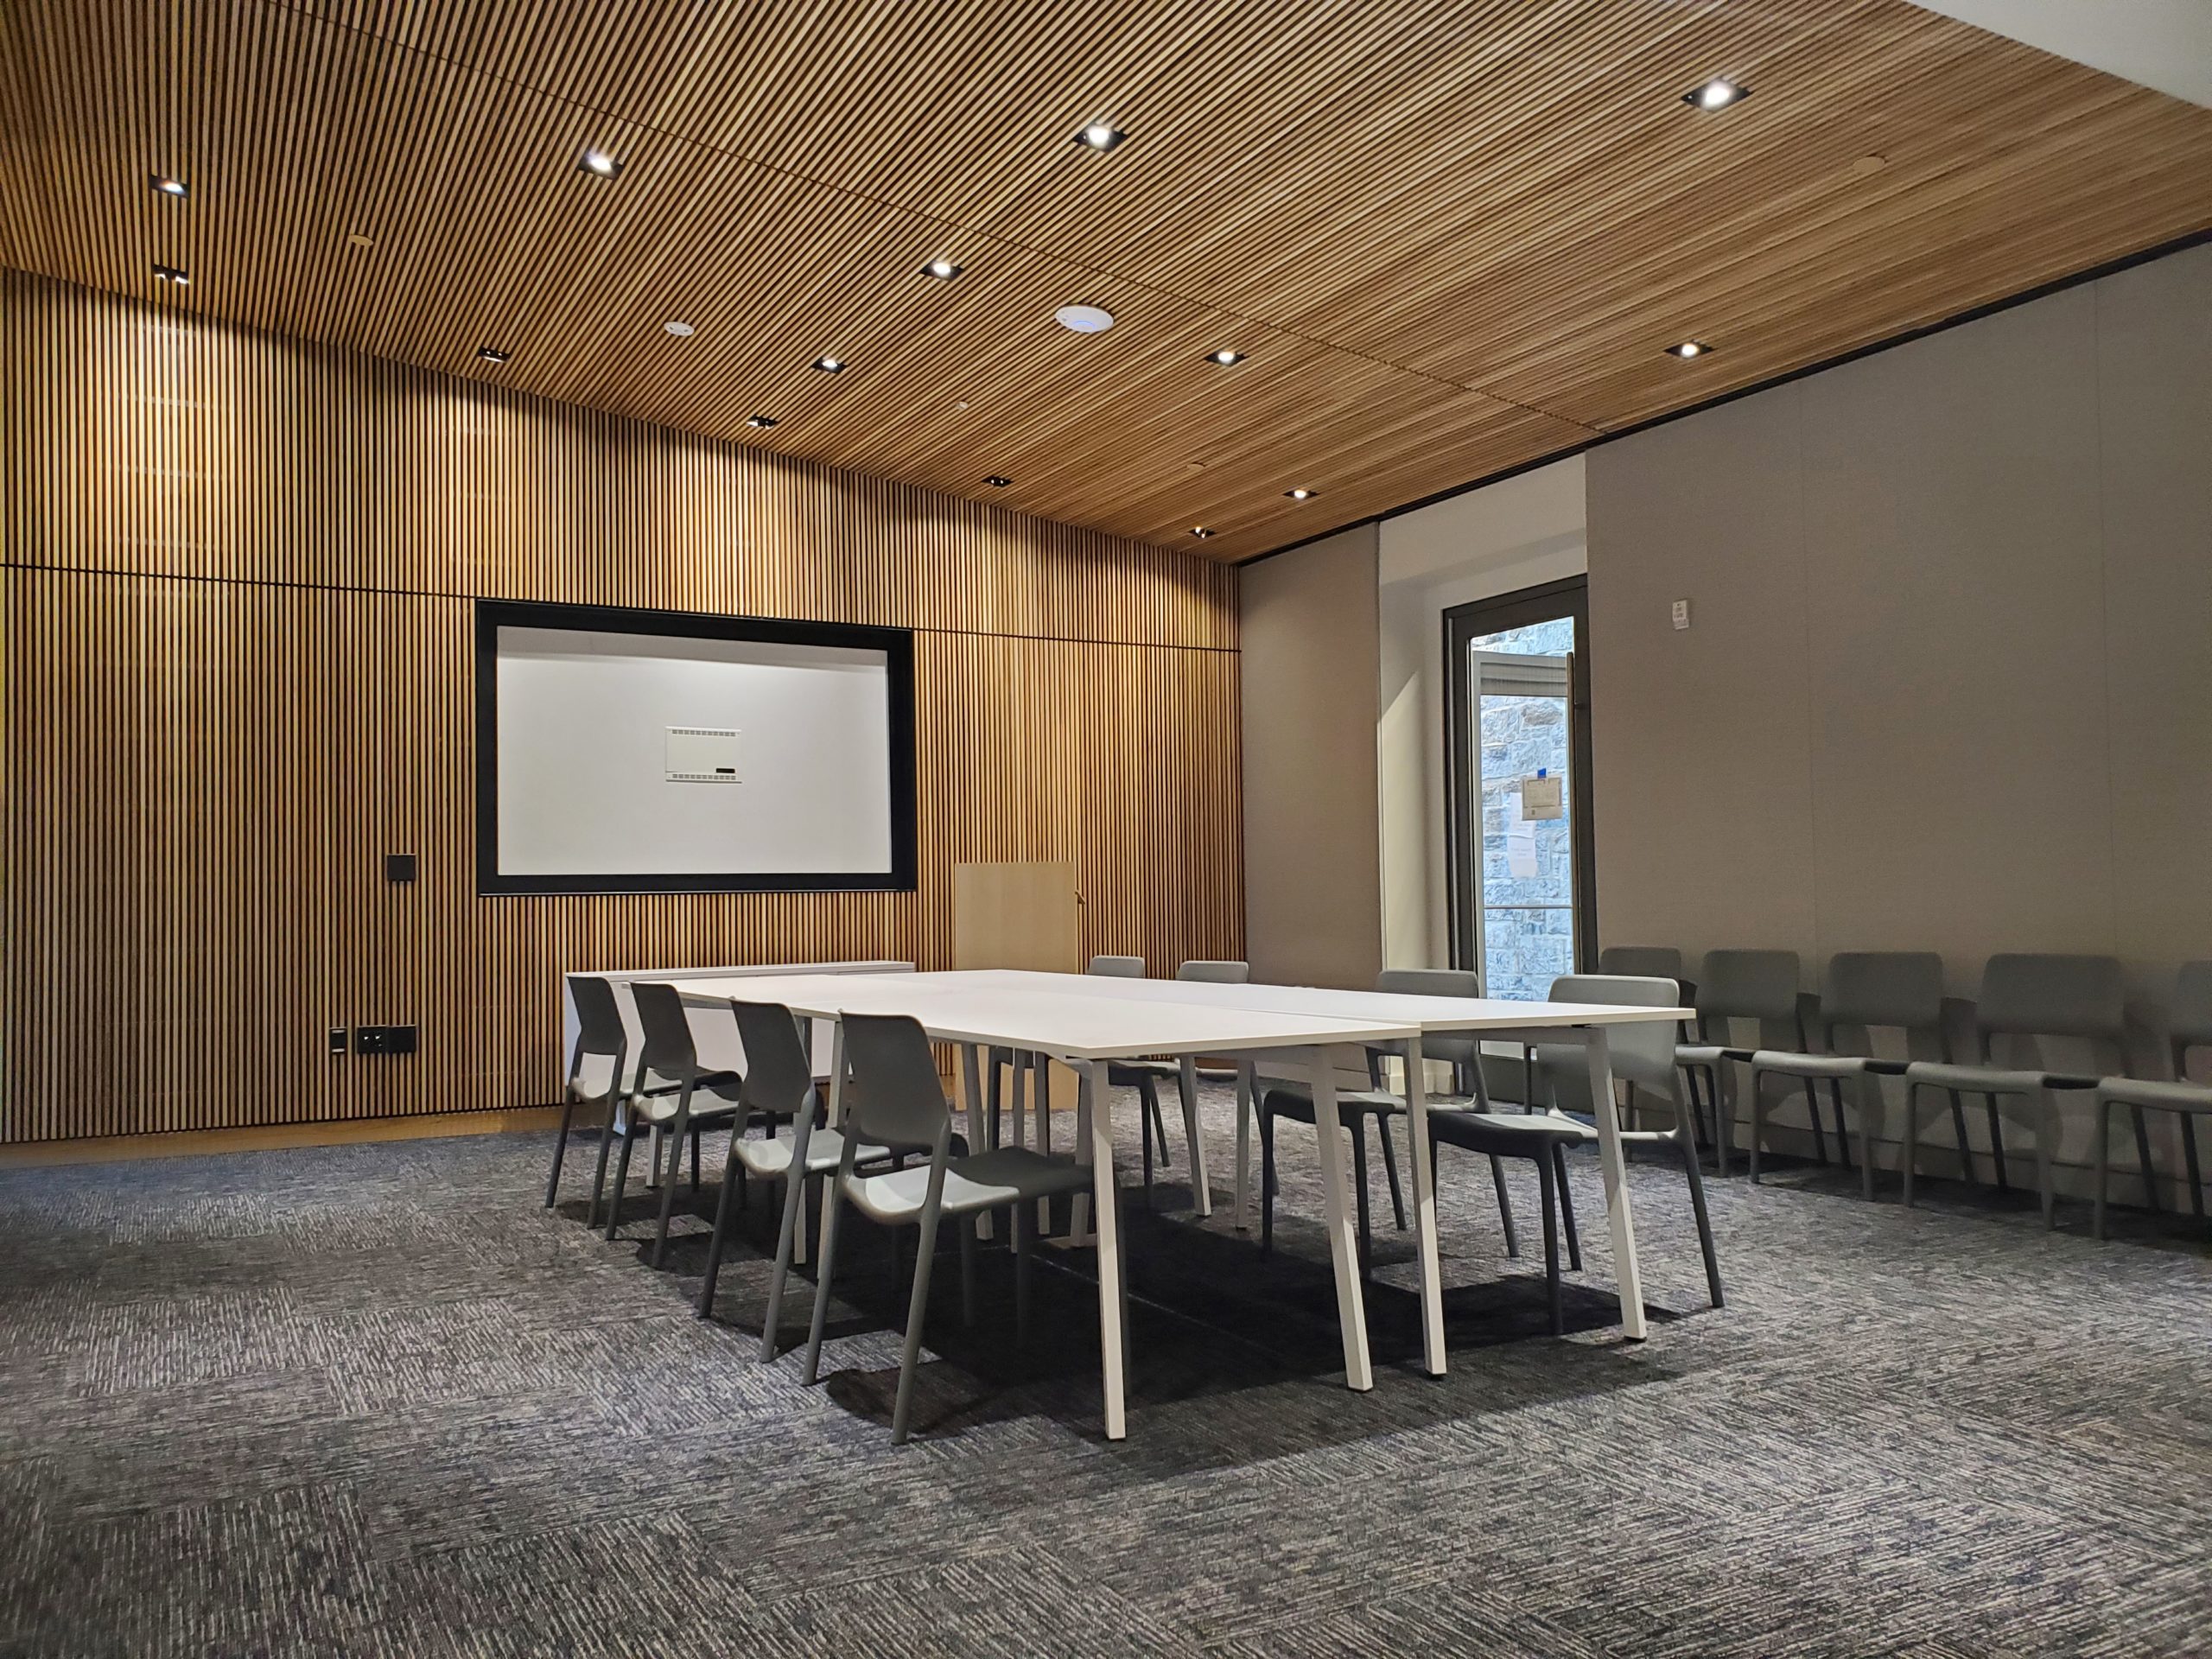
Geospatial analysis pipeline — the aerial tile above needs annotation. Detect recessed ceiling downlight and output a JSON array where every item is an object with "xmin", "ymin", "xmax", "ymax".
[
  {"xmin": 1206, "ymin": 349, "xmax": 1244, "ymax": 365},
  {"xmin": 985, "ymin": 475, "xmax": 1012, "ymax": 487},
  {"xmin": 579, "ymin": 149, "xmax": 624, "ymax": 178},
  {"xmin": 477, "ymin": 346, "xmax": 512, "ymax": 363},
  {"xmin": 150, "ymin": 174, "xmax": 188, "ymax": 198},
  {"xmin": 1665, "ymin": 339, "xmax": 1712, "ymax": 359},
  {"xmin": 1190, "ymin": 525, "xmax": 1214, "ymax": 539},
  {"xmin": 152, "ymin": 263, "xmax": 189, "ymax": 285},
  {"xmin": 1075, "ymin": 123, "xmax": 1125, "ymax": 151},
  {"xmin": 664, "ymin": 321, "xmax": 695, "ymax": 337},
  {"xmin": 1284, "ymin": 487, "xmax": 1313, "ymax": 500},
  {"xmin": 813, "ymin": 355, "xmax": 847, "ymax": 373},
  {"xmin": 1055, "ymin": 304, "xmax": 1115, "ymax": 334},
  {"xmin": 1685, "ymin": 78, "xmax": 1748, "ymax": 111},
  {"xmin": 747, "ymin": 415, "xmax": 779, "ymax": 428},
  {"xmin": 922, "ymin": 258, "xmax": 963, "ymax": 280}
]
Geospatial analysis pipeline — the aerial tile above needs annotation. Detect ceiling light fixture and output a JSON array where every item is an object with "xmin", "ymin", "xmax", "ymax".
[
  {"xmin": 1684, "ymin": 78, "xmax": 1748, "ymax": 111},
  {"xmin": 985, "ymin": 475, "xmax": 1012, "ymax": 487},
  {"xmin": 150, "ymin": 174, "xmax": 187, "ymax": 198},
  {"xmin": 1206, "ymin": 349, "xmax": 1244, "ymax": 365},
  {"xmin": 664, "ymin": 321, "xmax": 695, "ymax": 337},
  {"xmin": 1075, "ymin": 122, "xmax": 1125, "ymax": 151},
  {"xmin": 579, "ymin": 149, "xmax": 623, "ymax": 178},
  {"xmin": 476, "ymin": 346, "xmax": 512, "ymax": 363},
  {"xmin": 1054, "ymin": 304, "xmax": 1115, "ymax": 334},
  {"xmin": 1284, "ymin": 487, "xmax": 1314, "ymax": 500},
  {"xmin": 1664, "ymin": 339, "xmax": 1712, "ymax": 359},
  {"xmin": 152, "ymin": 263, "xmax": 189, "ymax": 285},
  {"xmin": 812, "ymin": 355, "xmax": 847, "ymax": 373},
  {"xmin": 747, "ymin": 415, "xmax": 779, "ymax": 428},
  {"xmin": 922, "ymin": 258, "xmax": 963, "ymax": 280},
  {"xmin": 1191, "ymin": 525, "xmax": 1214, "ymax": 539}
]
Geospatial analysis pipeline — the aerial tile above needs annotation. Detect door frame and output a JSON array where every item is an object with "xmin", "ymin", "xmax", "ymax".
[{"xmin": 1441, "ymin": 575, "xmax": 1596, "ymax": 985}]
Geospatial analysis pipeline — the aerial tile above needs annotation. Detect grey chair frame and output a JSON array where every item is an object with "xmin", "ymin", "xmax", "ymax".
[
  {"xmin": 601, "ymin": 981, "xmax": 748, "ymax": 1263},
  {"xmin": 1676, "ymin": 950, "xmax": 1820, "ymax": 1175},
  {"xmin": 802, "ymin": 1013, "xmax": 1096, "ymax": 1444},
  {"xmin": 985, "ymin": 954, "xmax": 1142, "ymax": 1176},
  {"xmin": 2094, "ymin": 961, "xmax": 2212, "ymax": 1238},
  {"xmin": 1904, "ymin": 953, "xmax": 2126, "ymax": 1228},
  {"xmin": 1748, "ymin": 952, "xmax": 1954, "ymax": 1198},
  {"xmin": 550, "ymin": 975, "xmax": 626, "ymax": 1215},
  {"xmin": 1112, "ymin": 959, "xmax": 1248, "ymax": 1208}
]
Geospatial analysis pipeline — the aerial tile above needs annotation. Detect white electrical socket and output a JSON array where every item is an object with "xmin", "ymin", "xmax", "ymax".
[{"xmin": 1671, "ymin": 598, "xmax": 1691, "ymax": 631}]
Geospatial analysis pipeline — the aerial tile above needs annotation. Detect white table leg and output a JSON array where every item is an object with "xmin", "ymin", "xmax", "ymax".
[
  {"xmin": 1306, "ymin": 1047, "xmax": 1374, "ymax": 1392},
  {"xmin": 1403, "ymin": 1033, "xmax": 1445, "ymax": 1376},
  {"xmin": 1178, "ymin": 1056, "xmax": 1213, "ymax": 1218},
  {"xmin": 1584, "ymin": 1026, "xmax": 1648, "ymax": 1340},
  {"xmin": 961, "ymin": 1043, "xmax": 994, "ymax": 1241},
  {"xmin": 1233, "ymin": 1060, "xmax": 1255, "ymax": 1230},
  {"xmin": 1081, "ymin": 1060, "xmax": 1128, "ymax": 1440}
]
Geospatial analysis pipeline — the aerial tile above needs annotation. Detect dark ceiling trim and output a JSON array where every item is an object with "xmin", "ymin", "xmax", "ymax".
[{"xmin": 1236, "ymin": 225, "xmax": 2212, "ymax": 570}]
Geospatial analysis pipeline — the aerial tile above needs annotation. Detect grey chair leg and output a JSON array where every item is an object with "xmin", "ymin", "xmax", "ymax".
[
  {"xmin": 1679, "ymin": 1131, "xmax": 1725, "ymax": 1307},
  {"xmin": 606, "ymin": 1127, "xmax": 639, "ymax": 1240},
  {"xmin": 2184, "ymin": 1115, "xmax": 2206, "ymax": 1221},
  {"xmin": 988, "ymin": 1052, "xmax": 1003, "ymax": 1151},
  {"xmin": 1377, "ymin": 1116, "xmax": 1407, "ymax": 1230},
  {"xmin": 1013, "ymin": 1203, "xmax": 1033, "ymax": 1344},
  {"xmin": 1803, "ymin": 1079, "xmax": 1828, "ymax": 1165},
  {"xmin": 1489, "ymin": 1154, "xmax": 1520, "ymax": 1258},
  {"xmin": 1748, "ymin": 1082, "xmax": 1766, "ymax": 1185},
  {"xmin": 1258, "ymin": 1107, "xmax": 1276, "ymax": 1255},
  {"xmin": 1851, "ymin": 1079, "xmax": 1874, "ymax": 1200},
  {"xmin": 759, "ymin": 1123, "xmax": 818, "ymax": 1356},
  {"xmin": 801, "ymin": 1185, "xmax": 849, "ymax": 1387},
  {"xmin": 653, "ymin": 1097, "xmax": 693, "ymax": 1268},
  {"xmin": 690, "ymin": 1123, "xmax": 702, "ymax": 1192},
  {"xmin": 586, "ymin": 1109, "xmax": 619, "ymax": 1228},
  {"xmin": 1350, "ymin": 1119, "xmax": 1374, "ymax": 1276},
  {"xmin": 2130, "ymin": 1104, "xmax": 2160, "ymax": 1217},
  {"xmin": 2034, "ymin": 1099, "xmax": 2057, "ymax": 1230},
  {"xmin": 1137, "ymin": 1077, "xmax": 1159, "ymax": 1207},
  {"xmin": 893, "ymin": 1200, "xmax": 945, "ymax": 1445},
  {"xmin": 1537, "ymin": 1147, "xmax": 1563, "ymax": 1337},
  {"xmin": 1986, "ymin": 1095, "xmax": 2011, "ymax": 1192},
  {"xmin": 1552, "ymin": 1144, "xmax": 1582, "ymax": 1272},
  {"xmin": 958, "ymin": 1216, "xmax": 977, "ymax": 1328},
  {"xmin": 1902, "ymin": 1084, "xmax": 1920, "ymax": 1209},
  {"xmin": 1828, "ymin": 1080, "xmax": 1853, "ymax": 1171},
  {"xmin": 544, "ymin": 1096, "xmax": 577, "ymax": 1208},
  {"xmin": 1947, "ymin": 1090, "xmax": 1971, "ymax": 1185},
  {"xmin": 2094, "ymin": 1096, "xmax": 2113, "ymax": 1241},
  {"xmin": 698, "ymin": 1138, "xmax": 743, "ymax": 1319}
]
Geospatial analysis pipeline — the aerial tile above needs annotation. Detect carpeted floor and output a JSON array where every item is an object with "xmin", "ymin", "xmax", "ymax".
[{"xmin": 1, "ymin": 1088, "xmax": 2207, "ymax": 1658}]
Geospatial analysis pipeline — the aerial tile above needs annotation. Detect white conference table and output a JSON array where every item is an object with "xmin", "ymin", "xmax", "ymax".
[{"xmin": 674, "ymin": 968, "xmax": 1688, "ymax": 1440}]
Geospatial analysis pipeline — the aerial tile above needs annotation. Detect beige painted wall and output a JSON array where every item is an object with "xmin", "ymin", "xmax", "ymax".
[
  {"xmin": 1586, "ymin": 242, "xmax": 2210, "ymax": 1190},
  {"xmin": 1241, "ymin": 524, "xmax": 1382, "ymax": 988}
]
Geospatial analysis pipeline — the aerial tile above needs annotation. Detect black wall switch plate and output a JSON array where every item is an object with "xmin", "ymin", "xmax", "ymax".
[
  {"xmin": 328, "ymin": 1027, "xmax": 347, "ymax": 1056},
  {"xmin": 353, "ymin": 1024, "xmax": 419, "ymax": 1057},
  {"xmin": 385, "ymin": 854, "xmax": 417, "ymax": 884}
]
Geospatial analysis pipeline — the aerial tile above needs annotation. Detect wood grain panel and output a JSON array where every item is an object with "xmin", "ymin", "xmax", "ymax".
[
  {"xmin": 0, "ymin": 278, "xmax": 1242, "ymax": 1144},
  {"xmin": 4, "ymin": 0, "xmax": 2207, "ymax": 560}
]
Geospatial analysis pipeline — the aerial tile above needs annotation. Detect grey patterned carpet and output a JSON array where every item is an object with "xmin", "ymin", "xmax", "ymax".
[{"xmin": 2, "ymin": 1087, "xmax": 2208, "ymax": 1659}]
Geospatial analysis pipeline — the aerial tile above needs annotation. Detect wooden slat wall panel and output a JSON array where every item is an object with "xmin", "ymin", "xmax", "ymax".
[{"xmin": 0, "ymin": 278, "xmax": 1241, "ymax": 1144}]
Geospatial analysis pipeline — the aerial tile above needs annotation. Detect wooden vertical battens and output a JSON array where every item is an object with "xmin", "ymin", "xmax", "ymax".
[{"xmin": 0, "ymin": 273, "xmax": 1243, "ymax": 1143}]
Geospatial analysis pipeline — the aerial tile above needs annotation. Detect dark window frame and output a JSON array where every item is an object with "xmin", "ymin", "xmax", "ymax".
[
  {"xmin": 474, "ymin": 598, "xmax": 918, "ymax": 896},
  {"xmin": 1441, "ymin": 575, "xmax": 1595, "ymax": 983}
]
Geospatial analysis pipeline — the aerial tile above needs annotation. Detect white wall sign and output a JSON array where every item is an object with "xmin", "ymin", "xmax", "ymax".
[{"xmin": 1522, "ymin": 773, "xmax": 1564, "ymax": 819}]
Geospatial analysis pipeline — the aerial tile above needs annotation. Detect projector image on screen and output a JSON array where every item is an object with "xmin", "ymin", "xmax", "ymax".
[{"xmin": 476, "ymin": 601, "xmax": 916, "ymax": 894}]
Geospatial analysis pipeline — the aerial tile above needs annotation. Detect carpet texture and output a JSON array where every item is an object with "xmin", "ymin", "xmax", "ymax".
[{"xmin": 1, "ymin": 1086, "xmax": 2207, "ymax": 1658}]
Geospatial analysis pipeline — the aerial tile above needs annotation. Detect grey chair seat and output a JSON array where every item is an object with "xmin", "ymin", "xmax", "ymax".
[
  {"xmin": 843, "ymin": 1147, "xmax": 1090, "ymax": 1225},
  {"xmin": 1431, "ymin": 1107, "xmax": 1590, "ymax": 1144},
  {"xmin": 1259, "ymin": 1084, "xmax": 1406, "ymax": 1120},
  {"xmin": 1905, "ymin": 1061, "xmax": 2093, "ymax": 1094},
  {"xmin": 1749, "ymin": 1050, "xmax": 1907, "ymax": 1080},
  {"xmin": 2095, "ymin": 1076, "xmax": 2212, "ymax": 1114},
  {"xmin": 632, "ymin": 1071, "xmax": 745, "ymax": 1123},
  {"xmin": 733, "ymin": 1126, "xmax": 893, "ymax": 1179},
  {"xmin": 1107, "ymin": 1058, "xmax": 1179, "ymax": 1083}
]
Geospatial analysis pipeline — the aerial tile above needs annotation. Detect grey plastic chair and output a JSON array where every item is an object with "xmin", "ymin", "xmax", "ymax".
[
  {"xmin": 695, "ymin": 1000, "xmax": 897, "ymax": 1353},
  {"xmin": 550, "ymin": 975, "xmax": 626, "ymax": 1214},
  {"xmin": 1110, "ymin": 959, "xmax": 1248, "ymax": 1206},
  {"xmin": 1676, "ymin": 950, "xmax": 1818, "ymax": 1175},
  {"xmin": 1748, "ymin": 953, "xmax": 1955, "ymax": 1198},
  {"xmin": 1259, "ymin": 968, "xmax": 1521, "ymax": 1274},
  {"xmin": 1427, "ymin": 975, "xmax": 1722, "ymax": 1332},
  {"xmin": 2094, "ymin": 961, "xmax": 2212, "ymax": 1238},
  {"xmin": 1903, "ymin": 953, "xmax": 2125, "ymax": 1228},
  {"xmin": 802, "ymin": 1012, "xmax": 1096, "ymax": 1443},
  {"xmin": 1599, "ymin": 946, "xmax": 1682, "ymax": 981},
  {"xmin": 601, "ymin": 981, "xmax": 748, "ymax": 1263}
]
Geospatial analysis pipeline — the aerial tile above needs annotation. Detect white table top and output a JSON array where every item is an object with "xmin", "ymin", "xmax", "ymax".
[
  {"xmin": 672, "ymin": 970, "xmax": 1414, "ymax": 1060},
  {"xmin": 938, "ymin": 969, "xmax": 1692, "ymax": 1032}
]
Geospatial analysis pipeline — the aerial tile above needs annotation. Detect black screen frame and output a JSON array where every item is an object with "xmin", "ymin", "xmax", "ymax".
[{"xmin": 474, "ymin": 599, "xmax": 918, "ymax": 897}]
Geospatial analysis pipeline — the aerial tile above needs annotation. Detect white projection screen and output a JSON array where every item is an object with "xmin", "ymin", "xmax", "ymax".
[{"xmin": 476, "ymin": 602, "xmax": 917, "ymax": 893}]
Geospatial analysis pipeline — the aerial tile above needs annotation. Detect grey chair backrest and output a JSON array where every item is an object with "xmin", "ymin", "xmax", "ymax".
[
  {"xmin": 1599, "ymin": 946, "xmax": 1682, "ymax": 981},
  {"xmin": 730, "ymin": 1000, "xmax": 813, "ymax": 1118},
  {"xmin": 1535, "ymin": 975, "xmax": 1683, "ymax": 1107},
  {"xmin": 630, "ymin": 981, "xmax": 701, "ymax": 1080},
  {"xmin": 568, "ymin": 975, "xmax": 628, "ymax": 1097},
  {"xmin": 1374, "ymin": 969, "xmax": 1482, "ymax": 1074},
  {"xmin": 1178, "ymin": 959, "xmax": 1249, "ymax": 983},
  {"xmin": 1089, "ymin": 955, "xmax": 1144, "ymax": 977},
  {"xmin": 1975, "ymin": 954, "xmax": 2125, "ymax": 1046},
  {"xmin": 1821, "ymin": 952, "xmax": 1945, "ymax": 1046},
  {"xmin": 1697, "ymin": 950, "xmax": 1802, "ymax": 1050},
  {"xmin": 2167, "ymin": 962, "xmax": 2212, "ymax": 1076},
  {"xmin": 840, "ymin": 1013, "xmax": 954, "ymax": 1153}
]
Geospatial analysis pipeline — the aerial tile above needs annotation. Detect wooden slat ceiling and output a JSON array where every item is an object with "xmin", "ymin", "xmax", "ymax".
[{"xmin": 4, "ymin": 0, "xmax": 2209, "ymax": 563}]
